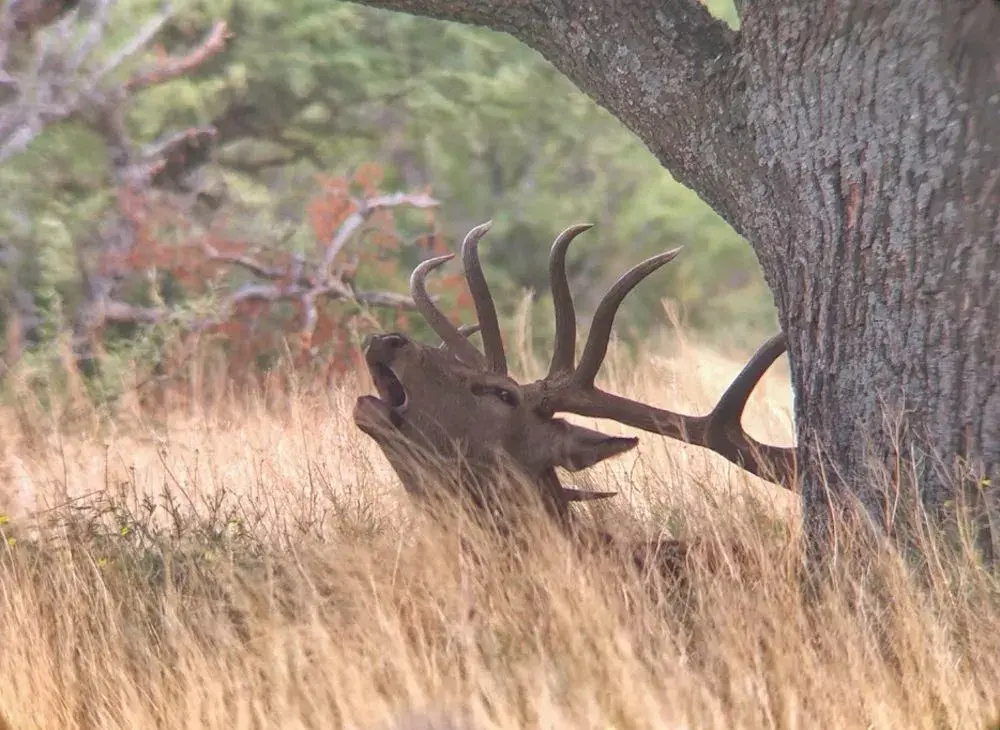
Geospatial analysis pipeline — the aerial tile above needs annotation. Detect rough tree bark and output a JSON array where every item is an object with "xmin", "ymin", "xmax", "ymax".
[{"xmin": 344, "ymin": 0, "xmax": 1000, "ymax": 558}]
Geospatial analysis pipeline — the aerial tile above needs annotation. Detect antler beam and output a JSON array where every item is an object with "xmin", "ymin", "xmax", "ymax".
[
  {"xmin": 551, "ymin": 335, "xmax": 795, "ymax": 487},
  {"xmin": 454, "ymin": 222, "xmax": 797, "ymax": 490}
]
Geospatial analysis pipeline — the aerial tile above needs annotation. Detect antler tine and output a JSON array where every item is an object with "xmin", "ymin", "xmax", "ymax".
[
  {"xmin": 546, "ymin": 223, "xmax": 592, "ymax": 378},
  {"xmin": 437, "ymin": 323, "xmax": 482, "ymax": 350},
  {"xmin": 702, "ymin": 331, "xmax": 795, "ymax": 486},
  {"xmin": 572, "ymin": 248, "xmax": 683, "ymax": 389},
  {"xmin": 410, "ymin": 255, "xmax": 488, "ymax": 368},
  {"xmin": 461, "ymin": 221, "xmax": 507, "ymax": 374},
  {"xmin": 709, "ymin": 332, "xmax": 788, "ymax": 425}
]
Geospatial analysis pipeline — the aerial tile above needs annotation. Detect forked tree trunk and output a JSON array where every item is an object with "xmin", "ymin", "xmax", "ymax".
[{"xmin": 348, "ymin": 0, "xmax": 1000, "ymax": 557}]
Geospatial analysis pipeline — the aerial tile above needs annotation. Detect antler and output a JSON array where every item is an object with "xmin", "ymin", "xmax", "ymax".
[
  {"xmin": 536, "ymin": 226, "xmax": 796, "ymax": 489},
  {"xmin": 411, "ymin": 221, "xmax": 797, "ymax": 490},
  {"xmin": 547, "ymin": 223, "xmax": 592, "ymax": 378},
  {"xmin": 410, "ymin": 221, "xmax": 510, "ymax": 373},
  {"xmin": 436, "ymin": 324, "xmax": 481, "ymax": 351},
  {"xmin": 461, "ymin": 221, "xmax": 508, "ymax": 374},
  {"xmin": 410, "ymin": 255, "xmax": 488, "ymax": 368}
]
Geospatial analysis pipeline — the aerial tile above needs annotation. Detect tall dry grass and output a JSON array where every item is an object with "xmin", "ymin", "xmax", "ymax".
[{"xmin": 0, "ymin": 332, "xmax": 998, "ymax": 730}]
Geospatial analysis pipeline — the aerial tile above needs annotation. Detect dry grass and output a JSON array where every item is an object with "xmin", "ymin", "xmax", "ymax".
[{"xmin": 0, "ymin": 333, "xmax": 998, "ymax": 730}]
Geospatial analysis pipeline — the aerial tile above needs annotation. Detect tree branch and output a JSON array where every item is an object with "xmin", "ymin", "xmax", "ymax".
[
  {"xmin": 322, "ymin": 191, "xmax": 439, "ymax": 273},
  {"xmin": 125, "ymin": 21, "xmax": 229, "ymax": 91},
  {"xmin": 143, "ymin": 125, "xmax": 218, "ymax": 188},
  {"xmin": 201, "ymin": 240, "xmax": 291, "ymax": 282},
  {"xmin": 0, "ymin": 10, "xmax": 228, "ymax": 167},
  {"xmin": 76, "ymin": 274, "xmax": 422, "ymax": 346},
  {"xmin": 74, "ymin": 186, "xmax": 433, "ymax": 349}
]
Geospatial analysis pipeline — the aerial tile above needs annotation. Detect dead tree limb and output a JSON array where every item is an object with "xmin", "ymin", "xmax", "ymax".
[{"xmin": 74, "ymin": 189, "xmax": 440, "ymax": 354}]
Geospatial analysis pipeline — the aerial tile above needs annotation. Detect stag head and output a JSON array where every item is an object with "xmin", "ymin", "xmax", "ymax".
[{"xmin": 354, "ymin": 222, "xmax": 795, "ymax": 524}]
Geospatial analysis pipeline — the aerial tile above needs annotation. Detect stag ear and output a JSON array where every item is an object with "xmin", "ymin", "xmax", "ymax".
[{"xmin": 551, "ymin": 421, "xmax": 638, "ymax": 471}]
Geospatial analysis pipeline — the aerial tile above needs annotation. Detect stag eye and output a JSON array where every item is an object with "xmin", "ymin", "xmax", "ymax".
[{"xmin": 472, "ymin": 384, "xmax": 519, "ymax": 407}]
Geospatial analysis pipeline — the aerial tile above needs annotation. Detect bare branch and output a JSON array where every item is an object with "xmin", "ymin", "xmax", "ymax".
[
  {"xmin": 140, "ymin": 127, "xmax": 215, "ymax": 163},
  {"xmin": 0, "ymin": 9, "xmax": 228, "ymax": 167},
  {"xmin": 198, "ymin": 243, "xmax": 421, "ymax": 314},
  {"xmin": 0, "ymin": 120, "xmax": 43, "ymax": 161},
  {"xmin": 354, "ymin": 289, "xmax": 421, "ymax": 310},
  {"xmin": 125, "ymin": 20, "xmax": 228, "ymax": 91},
  {"xmin": 77, "ymin": 275, "xmax": 419, "ymax": 344},
  {"xmin": 89, "ymin": 7, "xmax": 172, "ymax": 87},
  {"xmin": 322, "ymin": 191, "xmax": 439, "ymax": 272},
  {"xmin": 201, "ymin": 241, "xmax": 290, "ymax": 282},
  {"xmin": 143, "ymin": 125, "xmax": 218, "ymax": 187},
  {"xmin": 67, "ymin": 0, "xmax": 117, "ymax": 76},
  {"xmin": 74, "ymin": 218, "xmax": 422, "ymax": 352},
  {"xmin": 99, "ymin": 298, "xmax": 166, "ymax": 324},
  {"xmin": 2, "ymin": 4, "xmax": 424, "ymax": 369}
]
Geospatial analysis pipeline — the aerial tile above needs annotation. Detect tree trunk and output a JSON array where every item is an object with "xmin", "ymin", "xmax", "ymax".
[
  {"xmin": 739, "ymin": 1, "xmax": 1000, "ymax": 557},
  {"xmin": 346, "ymin": 0, "xmax": 1000, "ymax": 557}
]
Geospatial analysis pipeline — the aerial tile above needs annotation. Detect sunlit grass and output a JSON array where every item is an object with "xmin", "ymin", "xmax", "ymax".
[{"xmin": 0, "ymin": 332, "xmax": 997, "ymax": 730}]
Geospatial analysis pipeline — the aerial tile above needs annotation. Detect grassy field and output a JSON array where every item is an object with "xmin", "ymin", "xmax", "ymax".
[{"xmin": 0, "ymin": 333, "xmax": 998, "ymax": 729}]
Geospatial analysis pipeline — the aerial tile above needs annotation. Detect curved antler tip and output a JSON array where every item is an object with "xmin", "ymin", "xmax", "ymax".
[
  {"xmin": 462, "ymin": 222, "xmax": 494, "ymax": 252},
  {"xmin": 551, "ymin": 223, "xmax": 594, "ymax": 252},
  {"xmin": 557, "ymin": 222, "xmax": 593, "ymax": 236},
  {"xmin": 410, "ymin": 253, "xmax": 455, "ymax": 283},
  {"xmin": 766, "ymin": 330, "xmax": 788, "ymax": 352},
  {"xmin": 644, "ymin": 247, "xmax": 684, "ymax": 268}
]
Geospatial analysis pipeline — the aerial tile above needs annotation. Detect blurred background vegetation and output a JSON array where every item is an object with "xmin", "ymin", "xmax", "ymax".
[{"xmin": 0, "ymin": 0, "xmax": 777, "ymax": 407}]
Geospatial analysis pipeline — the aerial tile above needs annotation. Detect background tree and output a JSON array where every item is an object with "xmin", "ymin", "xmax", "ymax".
[
  {"xmin": 2, "ymin": 0, "xmax": 778, "ymax": 390},
  {"xmin": 0, "ymin": 0, "xmax": 447, "ymax": 397},
  {"xmin": 340, "ymin": 0, "xmax": 1000, "ymax": 559},
  {"xmin": 191, "ymin": 0, "xmax": 775, "ymax": 343}
]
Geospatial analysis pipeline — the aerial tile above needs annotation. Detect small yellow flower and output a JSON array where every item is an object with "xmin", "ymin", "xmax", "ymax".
[
  {"xmin": 980, "ymin": 477, "xmax": 992, "ymax": 489},
  {"xmin": 97, "ymin": 557, "xmax": 108, "ymax": 568},
  {"xmin": 119, "ymin": 525, "xmax": 130, "ymax": 536},
  {"xmin": 6, "ymin": 537, "xmax": 15, "ymax": 547},
  {"xmin": 0, "ymin": 514, "xmax": 9, "ymax": 526}
]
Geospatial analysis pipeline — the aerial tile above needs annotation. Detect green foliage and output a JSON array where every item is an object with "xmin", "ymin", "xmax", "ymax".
[{"xmin": 1, "ymin": 0, "xmax": 776, "ymax": 397}]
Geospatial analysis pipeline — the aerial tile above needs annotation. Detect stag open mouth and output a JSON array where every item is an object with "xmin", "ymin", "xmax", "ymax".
[
  {"xmin": 354, "ymin": 363, "xmax": 406, "ymax": 435},
  {"xmin": 355, "ymin": 334, "xmax": 410, "ymax": 435},
  {"xmin": 371, "ymin": 362, "xmax": 407, "ymax": 409}
]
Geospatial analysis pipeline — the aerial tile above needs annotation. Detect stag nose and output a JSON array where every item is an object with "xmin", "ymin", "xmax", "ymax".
[
  {"xmin": 363, "ymin": 333, "xmax": 408, "ymax": 362},
  {"xmin": 364, "ymin": 333, "xmax": 407, "ymax": 349}
]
